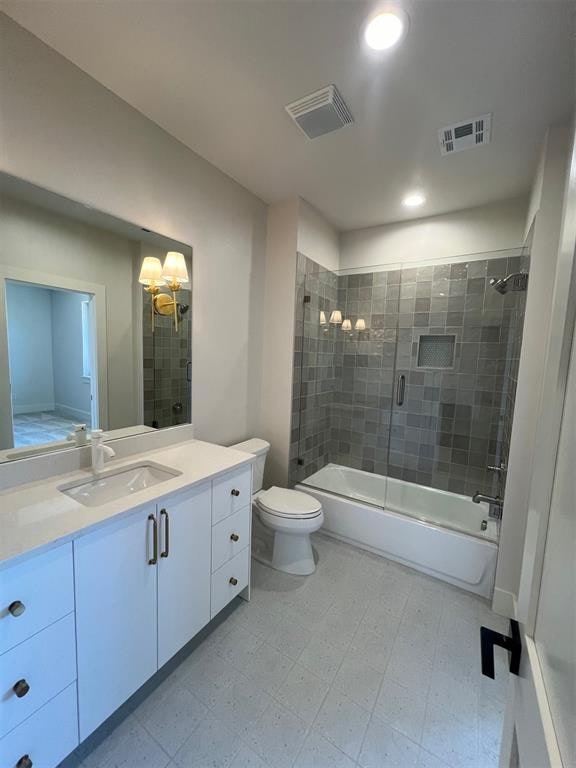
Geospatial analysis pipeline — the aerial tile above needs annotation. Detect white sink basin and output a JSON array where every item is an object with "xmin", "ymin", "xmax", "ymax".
[{"xmin": 58, "ymin": 461, "xmax": 182, "ymax": 507}]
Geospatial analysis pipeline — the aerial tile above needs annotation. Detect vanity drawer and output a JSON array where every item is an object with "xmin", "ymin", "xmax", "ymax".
[
  {"xmin": 0, "ymin": 613, "xmax": 76, "ymax": 738},
  {"xmin": 212, "ymin": 467, "xmax": 251, "ymax": 525},
  {"xmin": 210, "ymin": 548, "xmax": 250, "ymax": 618},
  {"xmin": 0, "ymin": 682, "xmax": 78, "ymax": 768},
  {"xmin": 0, "ymin": 543, "xmax": 74, "ymax": 655},
  {"xmin": 211, "ymin": 507, "xmax": 250, "ymax": 573}
]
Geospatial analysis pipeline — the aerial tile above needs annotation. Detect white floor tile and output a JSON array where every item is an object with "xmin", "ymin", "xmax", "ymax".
[
  {"xmin": 266, "ymin": 611, "xmax": 314, "ymax": 659},
  {"xmin": 421, "ymin": 703, "xmax": 479, "ymax": 768},
  {"xmin": 313, "ymin": 688, "xmax": 371, "ymax": 761},
  {"xmin": 173, "ymin": 713, "xmax": 240, "ymax": 768},
  {"xmin": 82, "ymin": 715, "xmax": 170, "ymax": 768},
  {"xmin": 298, "ymin": 635, "xmax": 349, "ymax": 683},
  {"xmin": 242, "ymin": 642, "xmax": 295, "ymax": 693},
  {"xmin": 293, "ymin": 730, "xmax": 357, "ymax": 768},
  {"xmin": 417, "ymin": 747, "xmax": 452, "ymax": 768},
  {"xmin": 358, "ymin": 715, "xmax": 420, "ymax": 768},
  {"xmin": 332, "ymin": 650, "xmax": 384, "ymax": 711},
  {"xmin": 134, "ymin": 677, "xmax": 209, "ymax": 757},
  {"xmin": 374, "ymin": 677, "xmax": 427, "ymax": 743},
  {"xmin": 229, "ymin": 744, "xmax": 271, "ymax": 768},
  {"xmin": 349, "ymin": 624, "xmax": 395, "ymax": 673},
  {"xmin": 210, "ymin": 674, "xmax": 274, "ymax": 735},
  {"xmin": 245, "ymin": 701, "xmax": 308, "ymax": 768},
  {"xmin": 276, "ymin": 663, "xmax": 330, "ymax": 724},
  {"xmin": 180, "ymin": 649, "xmax": 244, "ymax": 708}
]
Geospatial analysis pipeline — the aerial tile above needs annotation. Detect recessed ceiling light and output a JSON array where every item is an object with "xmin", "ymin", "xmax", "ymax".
[
  {"xmin": 364, "ymin": 11, "xmax": 407, "ymax": 51},
  {"xmin": 402, "ymin": 191, "xmax": 426, "ymax": 208}
]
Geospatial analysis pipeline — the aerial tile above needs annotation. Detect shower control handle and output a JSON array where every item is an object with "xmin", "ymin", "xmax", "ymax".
[{"xmin": 396, "ymin": 375, "xmax": 405, "ymax": 407}]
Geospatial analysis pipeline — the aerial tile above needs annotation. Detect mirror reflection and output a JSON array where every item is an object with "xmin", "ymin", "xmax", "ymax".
[{"xmin": 0, "ymin": 174, "xmax": 192, "ymax": 462}]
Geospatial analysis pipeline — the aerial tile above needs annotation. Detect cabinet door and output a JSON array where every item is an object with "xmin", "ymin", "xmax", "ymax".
[
  {"xmin": 74, "ymin": 507, "xmax": 158, "ymax": 740},
  {"xmin": 157, "ymin": 483, "xmax": 211, "ymax": 667}
]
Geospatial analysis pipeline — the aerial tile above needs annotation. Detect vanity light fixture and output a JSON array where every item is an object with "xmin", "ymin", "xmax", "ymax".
[
  {"xmin": 138, "ymin": 256, "xmax": 164, "ymax": 333},
  {"xmin": 355, "ymin": 318, "xmax": 366, "ymax": 331},
  {"xmin": 320, "ymin": 311, "xmax": 327, "ymax": 325},
  {"xmin": 329, "ymin": 310, "xmax": 343, "ymax": 325},
  {"xmin": 341, "ymin": 319, "xmax": 352, "ymax": 332},
  {"xmin": 161, "ymin": 251, "xmax": 189, "ymax": 332}
]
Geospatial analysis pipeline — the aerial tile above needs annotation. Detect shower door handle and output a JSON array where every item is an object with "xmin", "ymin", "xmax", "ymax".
[
  {"xmin": 186, "ymin": 361, "xmax": 192, "ymax": 383},
  {"xmin": 396, "ymin": 375, "xmax": 405, "ymax": 406}
]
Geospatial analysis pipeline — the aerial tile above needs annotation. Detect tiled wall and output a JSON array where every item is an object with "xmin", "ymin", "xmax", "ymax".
[
  {"xmin": 290, "ymin": 252, "xmax": 529, "ymax": 499},
  {"xmin": 143, "ymin": 288, "xmax": 192, "ymax": 429}
]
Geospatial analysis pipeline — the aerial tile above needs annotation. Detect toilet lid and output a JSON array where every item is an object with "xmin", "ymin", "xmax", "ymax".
[{"xmin": 257, "ymin": 486, "xmax": 322, "ymax": 518}]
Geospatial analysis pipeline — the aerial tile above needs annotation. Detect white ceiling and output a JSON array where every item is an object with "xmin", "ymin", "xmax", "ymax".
[{"xmin": 2, "ymin": 1, "xmax": 575, "ymax": 230}]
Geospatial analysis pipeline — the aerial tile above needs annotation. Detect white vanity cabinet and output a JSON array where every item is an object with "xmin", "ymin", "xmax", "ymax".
[
  {"xmin": 157, "ymin": 484, "xmax": 211, "ymax": 666},
  {"xmin": 74, "ymin": 505, "xmax": 159, "ymax": 740},
  {"xmin": 0, "ymin": 456, "xmax": 253, "ymax": 765},
  {"xmin": 75, "ymin": 481, "xmax": 213, "ymax": 739}
]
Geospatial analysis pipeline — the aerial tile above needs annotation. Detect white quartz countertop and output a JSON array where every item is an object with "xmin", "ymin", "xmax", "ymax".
[{"xmin": 0, "ymin": 439, "xmax": 253, "ymax": 569}]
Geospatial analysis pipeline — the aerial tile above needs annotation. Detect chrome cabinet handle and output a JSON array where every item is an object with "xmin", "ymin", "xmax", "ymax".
[
  {"xmin": 148, "ymin": 514, "xmax": 158, "ymax": 565},
  {"xmin": 13, "ymin": 679, "xmax": 30, "ymax": 698},
  {"xmin": 9, "ymin": 600, "xmax": 26, "ymax": 617},
  {"xmin": 229, "ymin": 577, "xmax": 238, "ymax": 586},
  {"xmin": 17, "ymin": 756, "xmax": 33, "ymax": 768},
  {"xmin": 186, "ymin": 361, "xmax": 192, "ymax": 383},
  {"xmin": 230, "ymin": 533, "xmax": 239, "ymax": 542},
  {"xmin": 396, "ymin": 374, "xmax": 405, "ymax": 406},
  {"xmin": 160, "ymin": 509, "xmax": 170, "ymax": 558},
  {"xmin": 231, "ymin": 488, "xmax": 240, "ymax": 497}
]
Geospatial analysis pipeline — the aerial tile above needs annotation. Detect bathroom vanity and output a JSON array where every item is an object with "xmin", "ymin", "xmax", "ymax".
[{"xmin": 0, "ymin": 438, "xmax": 253, "ymax": 768}]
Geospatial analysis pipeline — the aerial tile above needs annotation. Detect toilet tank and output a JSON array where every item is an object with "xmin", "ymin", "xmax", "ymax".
[{"xmin": 229, "ymin": 438, "xmax": 270, "ymax": 493}]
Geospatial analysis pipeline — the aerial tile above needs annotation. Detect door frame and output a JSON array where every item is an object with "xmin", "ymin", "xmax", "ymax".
[
  {"xmin": 0, "ymin": 265, "xmax": 108, "ymax": 446},
  {"xmin": 500, "ymin": 117, "xmax": 576, "ymax": 768}
]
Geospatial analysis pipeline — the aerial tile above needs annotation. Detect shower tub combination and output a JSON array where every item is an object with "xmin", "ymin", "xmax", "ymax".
[{"xmin": 296, "ymin": 463, "xmax": 498, "ymax": 597}]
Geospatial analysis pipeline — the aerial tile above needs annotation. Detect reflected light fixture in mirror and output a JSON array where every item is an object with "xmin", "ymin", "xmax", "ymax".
[
  {"xmin": 329, "ymin": 310, "xmax": 343, "ymax": 325},
  {"xmin": 138, "ymin": 256, "xmax": 164, "ymax": 333},
  {"xmin": 355, "ymin": 318, "xmax": 366, "ymax": 331},
  {"xmin": 162, "ymin": 251, "xmax": 189, "ymax": 332},
  {"xmin": 341, "ymin": 318, "xmax": 352, "ymax": 332}
]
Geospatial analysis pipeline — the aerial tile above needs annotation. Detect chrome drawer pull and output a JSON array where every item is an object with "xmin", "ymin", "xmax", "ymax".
[
  {"xmin": 231, "ymin": 488, "xmax": 240, "ymax": 497},
  {"xmin": 17, "ymin": 756, "xmax": 33, "ymax": 768},
  {"xmin": 229, "ymin": 577, "xmax": 238, "ymax": 586},
  {"xmin": 230, "ymin": 533, "xmax": 239, "ymax": 542},
  {"xmin": 8, "ymin": 600, "xmax": 26, "ymax": 617},
  {"xmin": 160, "ymin": 509, "xmax": 170, "ymax": 558},
  {"xmin": 13, "ymin": 679, "xmax": 30, "ymax": 698}
]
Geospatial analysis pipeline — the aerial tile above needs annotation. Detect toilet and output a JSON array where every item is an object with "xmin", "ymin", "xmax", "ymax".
[{"xmin": 230, "ymin": 438, "xmax": 324, "ymax": 575}]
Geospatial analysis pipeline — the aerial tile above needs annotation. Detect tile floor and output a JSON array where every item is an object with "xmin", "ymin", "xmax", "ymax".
[
  {"xmin": 68, "ymin": 534, "xmax": 510, "ymax": 768},
  {"xmin": 13, "ymin": 411, "xmax": 82, "ymax": 447}
]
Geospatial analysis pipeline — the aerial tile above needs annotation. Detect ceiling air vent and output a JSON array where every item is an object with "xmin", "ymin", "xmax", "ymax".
[
  {"xmin": 285, "ymin": 85, "xmax": 353, "ymax": 139},
  {"xmin": 438, "ymin": 113, "xmax": 492, "ymax": 156}
]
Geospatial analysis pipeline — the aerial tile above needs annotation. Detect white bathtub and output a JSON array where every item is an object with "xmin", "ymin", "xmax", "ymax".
[{"xmin": 296, "ymin": 463, "xmax": 498, "ymax": 598}]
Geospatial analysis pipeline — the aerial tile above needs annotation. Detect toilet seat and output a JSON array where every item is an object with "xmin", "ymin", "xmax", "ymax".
[{"xmin": 256, "ymin": 486, "xmax": 322, "ymax": 519}]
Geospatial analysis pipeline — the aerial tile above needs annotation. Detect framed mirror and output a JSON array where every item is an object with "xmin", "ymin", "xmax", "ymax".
[{"xmin": 0, "ymin": 173, "xmax": 192, "ymax": 462}]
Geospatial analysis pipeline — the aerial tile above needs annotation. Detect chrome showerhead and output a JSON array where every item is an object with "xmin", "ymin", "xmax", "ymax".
[{"xmin": 489, "ymin": 273, "xmax": 528, "ymax": 295}]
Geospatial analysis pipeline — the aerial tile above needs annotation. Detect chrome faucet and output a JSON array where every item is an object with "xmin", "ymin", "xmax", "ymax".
[
  {"xmin": 91, "ymin": 429, "xmax": 116, "ymax": 473},
  {"xmin": 472, "ymin": 492, "xmax": 504, "ymax": 519}
]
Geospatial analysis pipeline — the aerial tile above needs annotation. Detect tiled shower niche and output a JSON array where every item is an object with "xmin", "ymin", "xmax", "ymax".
[{"xmin": 291, "ymin": 251, "xmax": 530, "ymax": 499}]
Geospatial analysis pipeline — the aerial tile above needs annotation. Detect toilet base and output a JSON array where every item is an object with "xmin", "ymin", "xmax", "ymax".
[{"xmin": 271, "ymin": 530, "xmax": 316, "ymax": 575}]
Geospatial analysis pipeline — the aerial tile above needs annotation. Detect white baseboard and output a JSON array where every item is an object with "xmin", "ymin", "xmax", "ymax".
[
  {"xmin": 13, "ymin": 402, "xmax": 55, "ymax": 415},
  {"xmin": 54, "ymin": 403, "xmax": 91, "ymax": 422},
  {"xmin": 492, "ymin": 587, "xmax": 516, "ymax": 618}
]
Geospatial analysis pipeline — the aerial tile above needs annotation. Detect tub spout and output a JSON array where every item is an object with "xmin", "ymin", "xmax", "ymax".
[{"xmin": 473, "ymin": 492, "xmax": 503, "ymax": 519}]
